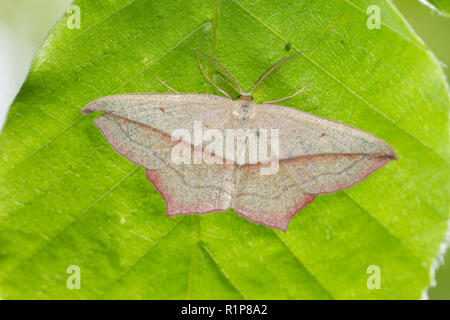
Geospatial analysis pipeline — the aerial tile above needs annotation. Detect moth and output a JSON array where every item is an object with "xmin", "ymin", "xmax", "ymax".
[{"xmin": 82, "ymin": 49, "xmax": 396, "ymax": 231}]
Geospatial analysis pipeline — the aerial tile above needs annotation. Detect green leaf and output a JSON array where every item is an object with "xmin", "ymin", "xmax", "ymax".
[
  {"xmin": 422, "ymin": 0, "xmax": 450, "ymax": 17},
  {"xmin": 0, "ymin": 0, "xmax": 449, "ymax": 299}
]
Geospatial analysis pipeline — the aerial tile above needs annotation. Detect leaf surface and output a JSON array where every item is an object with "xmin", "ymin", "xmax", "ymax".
[{"xmin": 0, "ymin": 0, "xmax": 449, "ymax": 299}]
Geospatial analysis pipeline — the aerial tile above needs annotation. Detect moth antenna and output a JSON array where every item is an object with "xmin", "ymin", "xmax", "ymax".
[
  {"xmin": 156, "ymin": 78, "xmax": 179, "ymax": 93},
  {"xmin": 189, "ymin": 48, "xmax": 245, "ymax": 95},
  {"xmin": 261, "ymin": 84, "xmax": 310, "ymax": 104},
  {"xmin": 248, "ymin": 51, "xmax": 313, "ymax": 95},
  {"xmin": 197, "ymin": 58, "xmax": 232, "ymax": 99}
]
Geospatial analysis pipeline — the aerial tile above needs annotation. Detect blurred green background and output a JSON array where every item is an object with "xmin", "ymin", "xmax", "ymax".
[{"xmin": 0, "ymin": 0, "xmax": 448, "ymax": 299}]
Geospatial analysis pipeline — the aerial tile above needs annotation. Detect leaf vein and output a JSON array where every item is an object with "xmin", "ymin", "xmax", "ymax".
[
  {"xmin": 35, "ymin": 0, "xmax": 140, "ymax": 70},
  {"xmin": 271, "ymin": 230, "xmax": 335, "ymax": 299},
  {"xmin": 199, "ymin": 242, "xmax": 246, "ymax": 299},
  {"xmin": 342, "ymin": 191, "xmax": 428, "ymax": 268},
  {"xmin": 2, "ymin": 167, "xmax": 139, "ymax": 277},
  {"xmin": 99, "ymin": 218, "xmax": 184, "ymax": 298}
]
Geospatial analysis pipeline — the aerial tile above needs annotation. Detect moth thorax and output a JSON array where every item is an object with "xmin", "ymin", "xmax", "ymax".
[{"xmin": 232, "ymin": 101, "xmax": 255, "ymax": 121}]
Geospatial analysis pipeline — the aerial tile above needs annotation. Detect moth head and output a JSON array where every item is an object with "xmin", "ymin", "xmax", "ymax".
[{"xmin": 237, "ymin": 94, "xmax": 254, "ymax": 102}]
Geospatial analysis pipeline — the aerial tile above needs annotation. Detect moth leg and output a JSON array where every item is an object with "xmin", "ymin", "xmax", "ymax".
[
  {"xmin": 248, "ymin": 51, "xmax": 312, "ymax": 95},
  {"xmin": 190, "ymin": 47, "xmax": 245, "ymax": 95},
  {"xmin": 261, "ymin": 84, "xmax": 310, "ymax": 104},
  {"xmin": 196, "ymin": 58, "xmax": 233, "ymax": 99},
  {"xmin": 156, "ymin": 78, "xmax": 179, "ymax": 93}
]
